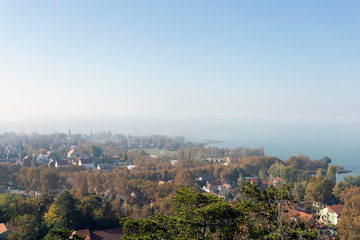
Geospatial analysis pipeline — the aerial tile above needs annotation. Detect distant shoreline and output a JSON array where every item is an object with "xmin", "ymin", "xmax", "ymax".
[
  {"xmin": 205, "ymin": 140, "xmax": 224, "ymax": 144},
  {"xmin": 337, "ymin": 169, "xmax": 352, "ymax": 174}
]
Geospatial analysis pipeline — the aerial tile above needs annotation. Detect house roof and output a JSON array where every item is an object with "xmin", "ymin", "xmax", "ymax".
[
  {"xmin": 73, "ymin": 229, "xmax": 91, "ymax": 240},
  {"xmin": 67, "ymin": 149, "xmax": 75, "ymax": 157},
  {"xmin": 207, "ymin": 180, "xmax": 223, "ymax": 186},
  {"xmin": 91, "ymin": 227, "xmax": 123, "ymax": 240},
  {"xmin": 198, "ymin": 175, "xmax": 216, "ymax": 181},
  {"xmin": 79, "ymin": 158, "xmax": 93, "ymax": 164},
  {"xmin": 287, "ymin": 209, "xmax": 313, "ymax": 222},
  {"xmin": 98, "ymin": 163, "xmax": 117, "ymax": 169},
  {"xmin": 262, "ymin": 179, "xmax": 270, "ymax": 185},
  {"xmin": 328, "ymin": 204, "xmax": 344, "ymax": 215},
  {"xmin": 273, "ymin": 177, "xmax": 286, "ymax": 183},
  {"xmin": 0, "ymin": 223, "xmax": 7, "ymax": 234},
  {"xmin": 45, "ymin": 151, "xmax": 52, "ymax": 157},
  {"xmin": 218, "ymin": 188, "xmax": 233, "ymax": 197},
  {"xmin": 56, "ymin": 160, "xmax": 71, "ymax": 166}
]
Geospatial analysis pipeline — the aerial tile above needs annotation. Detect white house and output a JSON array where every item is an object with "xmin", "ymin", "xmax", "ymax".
[{"xmin": 319, "ymin": 204, "xmax": 344, "ymax": 225}]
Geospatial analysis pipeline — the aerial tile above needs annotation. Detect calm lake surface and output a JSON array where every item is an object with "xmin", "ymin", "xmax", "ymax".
[{"xmin": 189, "ymin": 138, "xmax": 359, "ymax": 183}]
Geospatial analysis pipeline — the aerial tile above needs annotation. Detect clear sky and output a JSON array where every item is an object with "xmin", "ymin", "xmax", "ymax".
[{"xmin": 1, "ymin": 1, "xmax": 360, "ymax": 161}]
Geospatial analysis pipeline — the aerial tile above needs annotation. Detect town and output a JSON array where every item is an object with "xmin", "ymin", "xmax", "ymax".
[{"xmin": 0, "ymin": 131, "xmax": 358, "ymax": 239}]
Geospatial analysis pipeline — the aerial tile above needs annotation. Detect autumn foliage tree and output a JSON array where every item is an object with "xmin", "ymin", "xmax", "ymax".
[{"xmin": 338, "ymin": 194, "xmax": 360, "ymax": 239}]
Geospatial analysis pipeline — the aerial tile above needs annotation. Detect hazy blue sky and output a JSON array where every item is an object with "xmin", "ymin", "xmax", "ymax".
[{"xmin": 1, "ymin": 1, "xmax": 360, "ymax": 161}]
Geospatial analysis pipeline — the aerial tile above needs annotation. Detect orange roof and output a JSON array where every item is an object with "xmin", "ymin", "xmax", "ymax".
[
  {"xmin": 287, "ymin": 209, "xmax": 313, "ymax": 222},
  {"xmin": 67, "ymin": 149, "xmax": 75, "ymax": 156},
  {"xmin": 0, "ymin": 223, "xmax": 7, "ymax": 234},
  {"xmin": 328, "ymin": 204, "xmax": 344, "ymax": 215}
]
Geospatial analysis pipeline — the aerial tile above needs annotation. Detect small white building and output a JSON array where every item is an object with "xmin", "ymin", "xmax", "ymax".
[{"xmin": 319, "ymin": 204, "xmax": 344, "ymax": 225}]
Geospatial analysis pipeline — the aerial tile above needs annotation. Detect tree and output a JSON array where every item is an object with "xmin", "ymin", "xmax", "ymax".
[
  {"xmin": 305, "ymin": 176, "xmax": 334, "ymax": 204},
  {"xmin": 280, "ymin": 166, "xmax": 310, "ymax": 186},
  {"xmin": 326, "ymin": 165, "xmax": 337, "ymax": 186},
  {"xmin": 292, "ymin": 181, "xmax": 307, "ymax": 201},
  {"xmin": 185, "ymin": 149, "xmax": 191, "ymax": 162},
  {"xmin": 121, "ymin": 187, "xmax": 241, "ymax": 240},
  {"xmin": 343, "ymin": 175, "xmax": 360, "ymax": 187},
  {"xmin": 333, "ymin": 181, "xmax": 351, "ymax": 200},
  {"xmin": 315, "ymin": 168, "xmax": 323, "ymax": 179},
  {"xmin": 220, "ymin": 166, "xmax": 241, "ymax": 182},
  {"xmin": 320, "ymin": 156, "xmax": 332, "ymax": 166},
  {"xmin": 121, "ymin": 215, "xmax": 172, "ymax": 240},
  {"xmin": 258, "ymin": 169, "xmax": 266, "ymax": 180},
  {"xmin": 90, "ymin": 145, "xmax": 103, "ymax": 158},
  {"xmin": 338, "ymin": 194, "xmax": 360, "ymax": 239},
  {"xmin": 339, "ymin": 186, "xmax": 360, "ymax": 203},
  {"xmin": 237, "ymin": 175, "xmax": 246, "ymax": 190},
  {"xmin": 173, "ymin": 187, "xmax": 241, "ymax": 240},
  {"xmin": 8, "ymin": 214, "xmax": 38, "ymax": 240},
  {"xmin": 268, "ymin": 161, "xmax": 284, "ymax": 178},
  {"xmin": 237, "ymin": 182, "xmax": 317, "ymax": 239},
  {"xmin": 40, "ymin": 168, "xmax": 62, "ymax": 193},
  {"xmin": 178, "ymin": 149, "xmax": 184, "ymax": 160},
  {"xmin": 79, "ymin": 195, "xmax": 118, "ymax": 230},
  {"xmin": 123, "ymin": 152, "xmax": 128, "ymax": 162},
  {"xmin": 197, "ymin": 147, "xmax": 205, "ymax": 160},
  {"xmin": 44, "ymin": 191, "xmax": 86, "ymax": 230},
  {"xmin": 240, "ymin": 156, "xmax": 280, "ymax": 176},
  {"xmin": 175, "ymin": 169, "xmax": 194, "ymax": 188},
  {"xmin": 44, "ymin": 228, "xmax": 86, "ymax": 240}
]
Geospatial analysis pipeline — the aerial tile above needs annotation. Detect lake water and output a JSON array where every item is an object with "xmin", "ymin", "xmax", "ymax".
[{"xmin": 188, "ymin": 137, "xmax": 360, "ymax": 183}]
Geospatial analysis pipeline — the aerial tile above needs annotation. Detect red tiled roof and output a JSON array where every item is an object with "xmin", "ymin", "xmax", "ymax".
[
  {"xmin": 328, "ymin": 204, "xmax": 344, "ymax": 215},
  {"xmin": 0, "ymin": 223, "xmax": 7, "ymax": 234},
  {"xmin": 287, "ymin": 209, "xmax": 313, "ymax": 222},
  {"xmin": 91, "ymin": 227, "xmax": 123, "ymax": 240}
]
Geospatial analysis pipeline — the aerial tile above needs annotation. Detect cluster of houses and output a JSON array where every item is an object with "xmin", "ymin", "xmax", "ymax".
[
  {"xmin": 0, "ymin": 146, "xmax": 135, "ymax": 172},
  {"xmin": 204, "ymin": 156, "xmax": 231, "ymax": 165},
  {"xmin": 48, "ymin": 149, "xmax": 134, "ymax": 171},
  {"xmin": 196, "ymin": 174, "xmax": 344, "ymax": 235}
]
